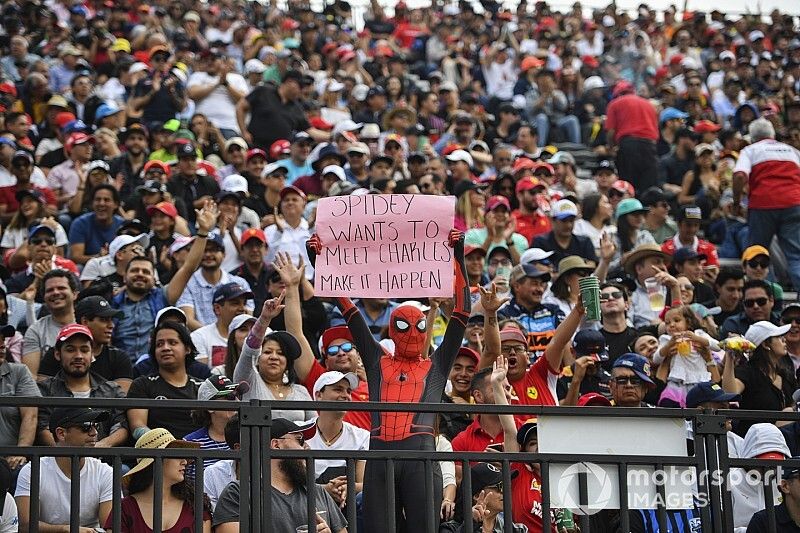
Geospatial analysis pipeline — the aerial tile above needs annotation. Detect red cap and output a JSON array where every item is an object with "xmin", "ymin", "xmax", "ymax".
[
  {"xmin": 270, "ymin": 139, "xmax": 291, "ymax": 160},
  {"xmin": 65, "ymin": 132, "xmax": 94, "ymax": 153},
  {"xmin": 55, "ymin": 112, "xmax": 77, "ymax": 129},
  {"xmin": 146, "ymin": 201, "xmax": 178, "ymax": 219},
  {"xmin": 322, "ymin": 42, "xmax": 338, "ymax": 55},
  {"xmin": 581, "ymin": 55, "xmax": 599, "ymax": 68},
  {"xmin": 464, "ymin": 245, "xmax": 486, "ymax": 257},
  {"xmin": 612, "ymin": 80, "xmax": 634, "ymax": 98},
  {"xmin": 577, "ymin": 392, "xmax": 612, "ymax": 407},
  {"xmin": 196, "ymin": 160, "xmax": 218, "ymax": 180},
  {"xmin": 374, "ymin": 45, "xmax": 394, "ymax": 57},
  {"xmin": 669, "ymin": 54, "xmax": 685, "ymax": 66},
  {"xmin": 148, "ymin": 45, "xmax": 170, "ymax": 59},
  {"xmin": 310, "ymin": 116, "xmax": 334, "ymax": 131},
  {"xmin": 143, "ymin": 159, "xmax": 171, "ymax": 177},
  {"xmin": 280, "ymin": 185, "xmax": 307, "ymax": 201},
  {"xmin": 441, "ymin": 143, "xmax": 463, "ymax": 156},
  {"xmin": 486, "ymin": 195, "xmax": 511, "ymax": 212},
  {"xmin": 281, "ymin": 18, "xmax": 300, "ymax": 30},
  {"xmin": 321, "ymin": 325, "xmax": 353, "ymax": 351},
  {"xmin": 456, "ymin": 346, "xmax": 480, "ymax": 365},
  {"xmin": 246, "ymin": 148, "xmax": 268, "ymax": 161},
  {"xmin": 756, "ymin": 451, "xmax": 786, "ymax": 460},
  {"xmin": 511, "ymin": 157, "xmax": 536, "ymax": 175},
  {"xmin": 693, "ymin": 120, "xmax": 722, "ymax": 133},
  {"xmin": 531, "ymin": 161, "xmax": 555, "ymax": 175},
  {"xmin": 521, "ymin": 56, "xmax": 544, "ymax": 71},
  {"xmin": 339, "ymin": 50, "xmax": 357, "ymax": 63},
  {"xmin": 56, "ymin": 324, "xmax": 94, "ymax": 345},
  {"xmin": 240, "ymin": 228, "xmax": 267, "ymax": 245},
  {"xmin": 611, "ymin": 179, "xmax": 635, "ymax": 196},
  {"xmin": 515, "ymin": 176, "xmax": 546, "ymax": 194},
  {"xmin": 0, "ymin": 83, "xmax": 17, "ymax": 97},
  {"xmin": 499, "ymin": 327, "xmax": 527, "ymax": 345}
]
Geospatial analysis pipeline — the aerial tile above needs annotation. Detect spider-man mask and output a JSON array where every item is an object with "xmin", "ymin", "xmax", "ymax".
[{"xmin": 389, "ymin": 305, "xmax": 427, "ymax": 359}]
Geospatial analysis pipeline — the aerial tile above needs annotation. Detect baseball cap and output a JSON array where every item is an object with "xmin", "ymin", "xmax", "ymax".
[
  {"xmin": 745, "ymin": 321, "xmax": 791, "ymax": 348},
  {"xmin": 685, "ymin": 382, "xmax": 740, "ymax": 408},
  {"xmin": 94, "ymin": 103, "xmax": 123, "ymax": 122},
  {"xmin": 611, "ymin": 180, "xmax": 635, "ymax": 197},
  {"xmin": 177, "ymin": 141, "xmax": 197, "ymax": 159},
  {"xmin": 224, "ymin": 137, "xmax": 248, "ymax": 152},
  {"xmin": 228, "ymin": 314, "xmax": 257, "ymax": 335},
  {"xmin": 516, "ymin": 421, "xmax": 539, "ymax": 447},
  {"xmin": 48, "ymin": 95, "xmax": 70, "ymax": 109},
  {"xmin": 154, "ymin": 306, "xmax": 187, "ymax": 326},
  {"xmin": 676, "ymin": 205, "xmax": 702, "ymax": 223},
  {"xmin": 246, "ymin": 148, "xmax": 267, "ymax": 162},
  {"xmin": 272, "ymin": 418, "xmax": 317, "ymax": 440},
  {"xmin": 322, "ymin": 165, "xmax": 346, "ymax": 182},
  {"xmin": 65, "ymin": 132, "xmax": 94, "ymax": 153},
  {"xmin": 612, "ymin": 353, "xmax": 655, "ymax": 386},
  {"xmin": 240, "ymin": 228, "xmax": 266, "ymax": 246},
  {"xmin": 515, "ymin": 176, "xmax": 546, "ymax": 195},
  {"xmin": 312, "ymin": 371, "xmax": 359, "ymax": 397},
  {"xmin": 143, "ymin": 160, "xmax": 171, "ymax": 177},
  {"xmin": 146, "ymin": 201, "xmax": 178, "ymax": 219},
  {"xmin": 15, "ymin": 189, "xmax": 45, "ymax": 205},
  {"xmin": 11, "ymin": 150, "xmax": 34, "ymax": 165},
  {"xmin": 693, "ymin": 120, "xmax": 721, "ymax": 134},
  {"xmin": 551, "ymin": 199, "xmax": 578, "ymax": 220},
  {"xmin": 75, "ymin": 296, "xmax": 123, "ymax": 321},
  {"xmin": 640, "ymin": 187, "xmax": 668, "ymax": 207},
  {"xmin": 109, "ymin": 234, "xmax": 150, "ymax": 261},
  {"xmin": 445, "ymin": 149, "xmax": 474, "ymax": 167},
  {"xmin": 49, "ymin": 407, "xmax": 109, "ymax": 433},
  {"xmin": 464, "ymin": 245, "xmax": 486, "ymax": 258},
  {"xmin": 456, "ymin": 346, "xmax": 480, "ymax": 365},
  {"xmin": 695, "ymin": 143, "xmax": 716, "ymax": 157},
  {"xmin": 486, "ymin": 195, "xmax": 511, "ymax": 212},
  {"xmin": 573, "ymin": 330, "xmax": 609, "ymax": 360},
  {"xmin": 347, "ymin": 143, "xmax": 370, "ymax": 156},
  {"xmin": 264, "ymin": 161, "xmax": 290, "ymax": 177},
  {"xmin": 28, "ymin": 224, "xmax": 56, "ymax": 240},
  {"xmin": 549, "ymin": 151, "xmax": 576, "ymax": 167},
  {"xmin": 512, "ymin": 157, "xmax": 536, "ymax": 175},
  {"xmin": 673, "ymin": 247, "xmax": 707, "ymax": 264},
  {"xmin": 499, "ymin": 327, "xmax": 528, "ymax": 345},
  {"xmin": 510, "ymin": 263, "xmax": 551, "ymax": 284},
  {"xmin": 85, "ymin": 160, "xmax": 110, "ymax": 174},
  {"xmin": 213, "ymin": 282, "xmax": 254, "ymax": 305},
  {"xmin": 197, "ymin": 375, "xmax": 250, "ymax": 401},
  {"xmin": 469, "ymin": 463, "xmax": 519, "ymax": 496},
  {"xmin": 615, "ymin": 198, "xmax": 648, "ymax": 218},
  {"xmin": 280, "ymin": 185, "xmax": 307, "ymax": 201},
  {"xmin": 519, "ymin": 248, "xmax": 554, "ymax": 264},
  {"xmin": 596, "ymin": 159, "xmax": 616, "ymax": 173},
  {"xmin": 221, "ymin": 174, "xmax": 249, "ymax": 195},
  {"xmin": 270, "ymin": 139, "xmax": 291, "ymax": 159},
  {"xmin": 659, "ymin": 107, "xmax": 689, "ymax": 124},
  {"xmin": 577, "ymin": 392, "xmax": 612, "ymax": 407},
  {"xmin": 55, "ymin": 324, "xmax": 94, "ymax": 347},
  {"xmin": 742, "ymin": 245, "xmax": 770, "ymax": 262}
]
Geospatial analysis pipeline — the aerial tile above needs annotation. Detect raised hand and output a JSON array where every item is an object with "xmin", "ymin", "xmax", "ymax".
[
  {"xmin": 195, "ymin": 199, "xmax": 218, "ymax": 234},
  {"xmin": 599, "ymin": 231, "xmax": 616, "ymax": 262},
  {"xmin": 260, "ymin": 290, "xmax": 286, "ymax": 320},
  {"xmin": 448, "ymin": 228, "xmax": 464, "ymax": 248},
  {"xmin": 479, "ymin": 282, "xmax": 511, "ymax": 314},
  {"xmin": 501, "ymin": 216, "xmax": 517, "ymax": 242},
  {"xmin": 491, "ymin": 354, "xmax": 508, "ymax": 384},
  {"xmin": 471, "ymin": 490, "xmax": 489, "ymax": 522},
  {"xmin": 307, "ymin": 234, "xmax": 323, "ymax": 255},
  {"xmin": 273, "ymin": 252, "xmax": 305, "ymax": 286}
]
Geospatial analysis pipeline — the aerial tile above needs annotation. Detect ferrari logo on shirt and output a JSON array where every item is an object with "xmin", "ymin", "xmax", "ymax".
[
  {"xmin": 530, "ymin": 479, "xmax": 541, "ymax": 491},
  {"xmin": 527, "ymin": 386, "xmax": 539, "ymax": 400}
]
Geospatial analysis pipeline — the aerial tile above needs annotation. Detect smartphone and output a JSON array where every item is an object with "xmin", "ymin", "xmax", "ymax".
[{"xmin": 486, "ymin": 443, "xmax": 504, "ymax": 452}]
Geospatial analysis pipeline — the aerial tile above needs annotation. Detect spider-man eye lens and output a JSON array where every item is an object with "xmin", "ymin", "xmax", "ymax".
[
  {"xmin": 394, "ymin": 319, "xmax": 410, "ymax": 331},
  {"xmin": 416, "ymin": 319, "xmax": 426, "ymax": 332}
]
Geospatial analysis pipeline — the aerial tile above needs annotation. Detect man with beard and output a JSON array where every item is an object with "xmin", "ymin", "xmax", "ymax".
[
  {"xmin": 36, "ymin": 324, "xmax": 127, "ymax": 447},
  {"xmin": 21, "ymin": 269, "xmax": 80, "ymax": 379},
  {"xmin": 229, "ymin": 228, "xmax": 271, "ymax": 314},
  {"xmin": 512, "ymin": 176, "xmax": 551, "ymax": 243},
  {"xmin": 212, "ymin": 418, "xmax": 347, "ymax": 533},
  {"xmin": 68, "ymin": 184, "xmax": 125, "ymax": 265},
  {"xmin": 109, "ymin": 123, "xmax": 149, "ymax": 200},
  {"xmin": 111, "ymin": 203, "xmax": 216, "ymax": 360}
]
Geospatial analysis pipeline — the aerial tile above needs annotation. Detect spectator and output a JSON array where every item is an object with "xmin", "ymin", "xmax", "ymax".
[
  {"xmin": 671, "ymin": 248, "xmax": 717, "ymax": 306},
  {"xmin": 622, "ymin": 244, "xmax": 680, "ymax": 328},
  {"xmin": 733, "ymin": 118, "xmax": 800, "ymax": 290},
  {"xmin": 0, "ymin": 151, "xmax": 57, "ymax": 224},
  {"xmin": 109, "ymin": 122, "xmax": 150, "ymax": 200},
  {"xmin": 741, "ymin": 245, "xmax": 785, "ymax": 309},
  {"xmin": 532, "ymin": 199, "xmax": 598, "ymax": 266},
  {"xmin": 714, "ymin": 268, "xmax": 745, "ymax": 329},
  {"xmin": 560, "ymin": 330, "xmax": 614, "ymax": 404},
  {"xmin": 129, "ymin": 46, "xmax": 187, "ymax": 124},
  {"xmin": 187, "ymin": 50, "xmax": 248, "ymax": 139},
  {"xmin": 658, "ymin": 128, "xmax": 697, "ymax": 196},
  {"xmin": 109, "ymin": 428, "xmax": 210, "ymax": 532},
  {"xmin": 79, "ymin": 233, "xmax": 148, "ymax": 291},
  {"xmin": 720, "ymin": 280, "xmax": 781, "ymax": 338},
  {"xmin": 264, "ymin": 186, "xmax": 314, "ymax": 281},
  {"xmin": 465, "ymin": 195, "xmax": 526, "ymax": 263},
  {"xmin": 686, "ymin": 382, "xmax": 743, "ymax": 458},
  {"xmin": 166, "ymin": 141, "xmax": 221, "ymax": 227},
  {"xmin": 0, "ymin": 324, "xmax": 38, "ymax": 474},
  {"xmin": 4, "ymin": 222, "xmax": 76, "ymax": 292},
  {"xmin": 67, "ymin": 184, "xmax": 124, "ymax": 265},
  {"xmin": 46, "ymin": 132, "xmax": 94, "ymax": 211},
  {"xmin": 440, "ymin": 346, "xmax": 480, "ymax": 441},
  {"xmin": 191, "ymin": 282, "xmax": 252, "ymax": 368},
  {"xmin": 747, "ymin": 461, "xmax": 800, "ymax": 533},
  {"xmin": 573, "ymin": 192, "xmax": 615, "ymax": 257},
  {"xmin": 451, "ymin": 368, "xmax": 512, "ymax": 457},
  {"xmin": 16, "ymin": 407, "xmax": 113, "ymax": 531},
  {"xmin": 640, "ymin": 187, "xmax": 677, "ymax": 244},
  {"xmin": 661, "ymin": 205, "xmax": 721, "ymax": 267},
  {"xmin": 204, "ymin": 414, "xmax": 241, "ymax": 511},
  {"xmin": 512, "ymin": 176, "xmax": 551, "ymax": 243},
  {"xmin": 599, "ymin": 283, "xmax": 638, "ymax": 366},
  {"xmin": 613, "ymin": 198, "xmax": 656, "ymax": 266},
  {"xmin": 609, "ymin": 353, "xmax": 656, "ymax": 407}
]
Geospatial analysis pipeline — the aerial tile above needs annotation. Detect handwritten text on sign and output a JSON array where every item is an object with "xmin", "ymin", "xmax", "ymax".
[{"xmin": 314, "ymin": 194, "xmax": 456, "ymax": 297}]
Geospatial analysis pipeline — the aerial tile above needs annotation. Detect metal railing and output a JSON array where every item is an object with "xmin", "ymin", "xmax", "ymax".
[{"xmin": 2, "ymin": 396, "xmax": 799, "ymax": 533}]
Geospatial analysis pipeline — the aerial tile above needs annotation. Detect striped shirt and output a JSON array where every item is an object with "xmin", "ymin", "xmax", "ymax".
[{"xmin": 183, "ymin": 427, "xmax": 230, "ymax": 474}]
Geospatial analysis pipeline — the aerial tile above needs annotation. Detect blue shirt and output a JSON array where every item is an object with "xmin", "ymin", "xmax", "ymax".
[
  {"xmin": 329, "ymin": 299, "xmax": 398, "ymax": 341},
  {"xmin": 278, "ymin": 158, "xmax": 314, "ymax": 185},
  {"xmin": 112, "ymin": 287, "xmax": 169, "ymax": 362},
  {"xmin": 68, "ymin": 213, "xmax": 124, "ymax": 256}
]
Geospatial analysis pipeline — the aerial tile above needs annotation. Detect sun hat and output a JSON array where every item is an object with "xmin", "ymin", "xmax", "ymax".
[{"xmin": 123, "ymin": 428, "xmax": 199, "ymax": 478}]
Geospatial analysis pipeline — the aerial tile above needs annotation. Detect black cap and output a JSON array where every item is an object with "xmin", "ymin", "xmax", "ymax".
[
  {"xmin": 366, "ymin": 86, "xmax": 385, "ymax": 98},
  {"xmin": 212, "ymin": 282, "xmax": 254, "ymax": 305},
  {"xmin": 685, "ymin": 382, "xmax": 740, "ymax": 408},
  {"xmin": 49, "ymin": 407, "xmax": 110, "ymax": 433},
  {"xmin": 573, "ymin": 329, "xmax": 609, "ymax": 360},
  {"xmin": 11, "ymin": 150, "xmax": 33, "ymax": 164},
  {"xmin": 272, "ymin": 417, "xmax": 317, "ymax": 439},
  {"xmin": 75, "ymin": 295, "xmax": 124, "ymax": 321},
  {"xmin": 282, "ymin": 69, "xmax": 305, "ymax": 84},
  {"xmin": 137, "ymin": 179, "xmax": 167, "ymax": 194},
  {"xmin": 118, "ymin": 218, "xmax": 149, "ymax": 235},
  {"xmin": 407, "ymin": 151, "xmax": 428, "ymax": 163},
  {"xmin": 673, "ymin": 247, "xmax": 707, "ymax": 264},
  {"xmin": 470, "ymin": 462, "xmax": 519, "ymax": 496},
  {"xmin": 640, "ymin": 186, "xmax": 668, "ymax": 207},
  {"xmin": 369, "ymin": 154, "xmax": 394, "ymax": 168},
  {"xmin": 596, "ymin": 159, "xmax": 615, "ymax": 172},
  {"xmin": 676, "ymin": 204, "xmax": 702, "ymax": 223},
  {"xmin": 0, "ymin": 325, "xmax": 14, "ymax": 338},
  {"xmin": 453, "ymin": 179, "xmax": 487, "ymax": 198},
  {"xmin": 120, "ymin": 122, "xmax": 149, "ymax": 140},
  {"xmin": 177, "ymin": 142, "xmax": 197, "ymax": 158},
  {"xmin": 15, "ymin": 189, "xmax": 46, "ymax": 204}
]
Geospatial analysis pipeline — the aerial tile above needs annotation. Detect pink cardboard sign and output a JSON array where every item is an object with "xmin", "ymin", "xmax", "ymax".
[{"xmin": 314, "ymin": 194, "xmax": 456, "ymax": 297}]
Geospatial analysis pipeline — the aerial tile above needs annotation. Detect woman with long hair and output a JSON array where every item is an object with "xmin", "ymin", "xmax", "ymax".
[
  {"xmin": 678, "ymin": 144, "xmax": 720, "ymax": 211},
  {"xmin": 214, "ymin": 314, "xmax": 257, "ymax": 378},
  {"xmin": 233, "ymin": 294, "xmax": 315, "ymax": 422},
  {"xmin": 106, "ymin": 428, "xmax": 211, "ymax": 532},
  {"xmin": 189, "ymin": 113, "xmax": 223, "ymax": 162},
  {"xmin": 67, "ymin": 160, "xmax": 113, "ymax": 217},
  {"xmin": 544, "ymin": 256, "xmax": 595, "ymax": 317},
  {"xmin": 491, "ymin": 173, "xmax": 518, "ymax": 210},
  {"xmin": 453, "ymin": 181, "xmax": 486, "ymax": 231},
  {"xmin": 0, "ymin": 192, "xmax": 67, "ymax": 254},
  {"xmin": 613, "ymin": 198, "xmax": 655, "ymax": 267},
  {"xmin": 573, "ymin": 193, "xmax": 616, "ymax": 257}
]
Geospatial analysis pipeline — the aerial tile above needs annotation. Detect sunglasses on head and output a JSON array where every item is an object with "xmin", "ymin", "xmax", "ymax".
[
  {"xmin": 747, "ymin": 258, "xmax": 770, "ymax": 269},
  {"xmin": 326, "ymin": 342, "xmax": 354, "ymax": 356},
  {"xmin": 744, "ymin": 297, "xmax": 769, "ymax": 308},
  {"xmin": 680, "ymin": 284, "xmax": 695, "ymax": 291}
]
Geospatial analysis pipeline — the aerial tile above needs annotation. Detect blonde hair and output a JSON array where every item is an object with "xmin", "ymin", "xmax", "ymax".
[{"xmin": 455, "ymin": 192, "xmax": 484, "ymax": 229}]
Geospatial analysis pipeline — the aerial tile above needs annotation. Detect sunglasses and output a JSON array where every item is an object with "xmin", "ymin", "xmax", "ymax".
[
  {"xmin": 69, "ymin": 422, "xmax": 100, "ymax": 433},
  {"xmin": 783, "ymin": 317, "xmax": 800, "ymax": 325},
  {"xmin": 744, "ymin": 297, "xmax": 769, "ymax": 308},
  {"xmin": 501, "ymin": 345, "xmax": 527, "ymax": 355},
  {"xmin": 600, "ymin": 291, "xmax": 623, "ymax": 301},
  {"xmin": 326, "ymin": 342, "xmax": 354, "ymax": 356},
  {"xmin": 484, "ymin": 482, "xmax": 503, "ymax": 492},
  {"xmin": 680, "ymin": 284, "xmax": 695, "ymax": 291},
  {"xmin": 608, "ymin": 190, "xmax": 624, "ymax": 198},
  {"xmin": 613, "ymin": 376, "xmax": 643, "ymax": 386},
  {"xmin": 31, "ymin": 237, "xmax": 55, "ymax": 245},
  {"xmin": 747, "ymin": 258, "xmax": 770, "ymax": 269}
]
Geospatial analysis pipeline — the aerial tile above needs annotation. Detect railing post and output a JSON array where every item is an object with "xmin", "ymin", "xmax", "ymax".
[
  {"xmin": 694, "ymin": 411, "xmax": 730, "ymax": 532},
  {"xmin": 240, "ymin": 400, "xmax": 272, "ymax": 532}
]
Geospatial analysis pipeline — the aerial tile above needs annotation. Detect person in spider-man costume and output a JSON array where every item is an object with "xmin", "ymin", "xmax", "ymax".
[{"xmin": 308, "ymin": 229, "xmax": 470, "ymax": 532}]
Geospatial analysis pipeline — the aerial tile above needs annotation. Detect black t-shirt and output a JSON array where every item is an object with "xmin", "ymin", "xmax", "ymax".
[
  {"xmin": 39, "ymin": 148, "xmax": 67, "ymax": 170},
  {"xmin": 734, "ymin": 362, "xmax": 794, "ymax": 436},
  {"xmin": 556, "ymin": 366, "xmax": 612, "ymax": 400},
  {"xmin": 39, "ymin": 345, "xmax": 134, "ymax": 381},
  {"xmin": 166, "ymin": 174, "xmax": 220, "ymax": 225},
  {"xmin": 531, "ymin": 231, "xmax": 599, "ymax": 266},
  {"xmin": 692, "ymin": 281, "xmax": 716, "ymax": 307},
  {"xmin": 133, "ymin": 72, "xmax": 186, "ymax": 124},
  {"xmin": 126, "ymin": 374, "xmax": 203, "ymax": 438},
  {"xmin": 246, "ymin": 84, "xmax": 309, "ymax": 149},
  {"xmin": 601, "ymin": 327, "xmax": 638, "ymax": 368},
  {"xmin": 713, "ymin": 305, "xmax": 741, "ymax": 329},
  {"xmin": 658, "ymin": 152, "xmax": 695, "ymax": 187}
]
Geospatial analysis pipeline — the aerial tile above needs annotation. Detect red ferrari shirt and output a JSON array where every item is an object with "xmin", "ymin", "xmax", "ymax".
[
  {"xmin": 605, "ymin": 94, "xmax": 659, "ymax": 142},
  {"xmin": 512, "ymin": 210, "xmax": 552, "ymax": 243},
  {"xmin": 451, "ymin": 417, "xmax": 504, "ymax": 454},
  {"xmin": 661, "ymin": 236, "xmax": 720, "ymax": 266},
  {"xmin": 510, "ymin": 356, "xmax": 560, "ymax": 426},
  {"xmin": 512, "ymin": 464, "xmax": 558, "ymax": 533},
  {"xmin": 304, "ymin": 360, "xmax": 371, "ymax": 430},
  {"xmin": 733, "ymin": 139, "xmax": 800, "ymax": 210}
]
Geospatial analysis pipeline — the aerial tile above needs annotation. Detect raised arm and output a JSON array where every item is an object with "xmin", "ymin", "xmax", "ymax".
[
  {"xmin": 477, "ymin": 283, "xmax": 509, "ymax": 371},
  {"xmin": 234, "ymin": 292, "xmax": 285, "ymax": 385},
  {"xmin": 274, "ymin": 252, "xmax": 316, "ymax": 381},
  {"xmin": 167, "ymin": 201, "xmax": 217, "ymax": 304},
  {"xmin": 431, "ymin": 230, "xmax": 470, "ymax": 368},
  {"xmin": 544, "ymin": 303, "xmax": 585, "ymax": 373},
  {"xmin": 490, "ymin": 355, "xmax": 519, "ymax": 453}
]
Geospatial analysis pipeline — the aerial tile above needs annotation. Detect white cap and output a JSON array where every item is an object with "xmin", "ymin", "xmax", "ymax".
[
  {"xmin": 551, "ymin": 199, "xmax": 579, "ymax": 219},
  {"xmin": 443, "ymin": 4, "xmax": 460, "ymax": 15},
  {"xmin": 445, "ymin": 149, "xmax": 474, "ymax": 167},
  {"xmin": 312, "ymin": 371, "xmax": 359, "ymax": 397},
  {"xmin": 748, "ymin": 30, "xmax": 765, "ymax": 41},
  {"xmin": 85, "ymin": 159, "xmax": 110, "ymax": 174},
  {"xmin": 583, "ymin": 75, "xmax": 605, "ymax": 92},
  {"xmin": 360, "ymin": 123, "xmax": 380, "ymax": 139},
  {"xmin": 352, "ymin": 84, "xmax": 370, "ymax": 102},
  {"xmin": 109, "ymin": 234, "xmax": 150, "ymax": 263},
  {"xmin": 243, "ymin": 58, "xmax": 267, "ymax": 74},
  {"xmin": 327, "ymin": 79, "xmax": 345, "ymax": 92},
  {"xmin": 680, "ymin": 56, "xmax": 699, "ymax": 70},
  {"xmin": 512, "ymin": 94, "xmax": 527, "ymax": 110},
  {"xmin": 719, "ymin": 50, "xmax": 736, "ymax": 62},
  {"xmin": 321, "ymin": 165, "xmax": 346, "ymax": 181},
  {"xmin": 154, "ymin": 306, "xmax": 187, "ymax": 327},
  {"xmin": 332, "ymin": 119, "xmax": 363, "ymax": 138},
  {"xmin": 222, "ymin": 174, "xmax": 249, "ymax": 194},
  {"xmin": 264, "ymin": 161, "xmax": 289, "ymax": 177},
  {"xmin": 744, "ymin": 321, "xmax": 791, "ymax": 348},
  {"xmin": 346, "ymin": 142, "xmax": 370, "ymax": 155},
  {"xmin": 169, "ymin": 236, "xmax": 193, "ymax": 256},
  {"xmin": 128, "ymin": 62, "xmax": 149, "ymax": 75},
  {"xmin": 228, "ymin": 313, "xmax": 257, "ymax": 334},
  {"xmin": 439, "ymin": 81, "xmax": 458, "ymax": 92},
  {"xmin": 520, "ymin": 248, "xmax": 554, "ymax": 264}
]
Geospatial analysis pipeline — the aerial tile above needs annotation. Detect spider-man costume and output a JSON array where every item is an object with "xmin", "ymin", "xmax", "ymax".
[{"xmin": 308, "ymin": 230, "xmax": 470, "ymax": 532}]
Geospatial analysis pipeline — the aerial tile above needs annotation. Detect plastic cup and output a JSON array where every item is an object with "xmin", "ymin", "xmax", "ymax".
[
  {"xmin": 644, "ymin": 277, "xmax": 665, "ymax": 312},
  {"xmin": 677, "ymin": 339, "xmax": 691, "ymax": 356},
  {"xmin": 579, "ymin": 276, "xmax": 601, "ymax": 321}
]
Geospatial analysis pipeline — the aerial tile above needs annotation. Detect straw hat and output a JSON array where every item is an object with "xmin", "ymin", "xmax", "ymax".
[
  {"xmin": 123, "ymin": 428, "xmax": 199, "ymax": 478},
  {"xmin": 551, "ymin": 256, "xmax": 594, "ymax": 294},
  {"xmin": 621, "ymin": 244, "xmax": 672, "ymax": 274}
]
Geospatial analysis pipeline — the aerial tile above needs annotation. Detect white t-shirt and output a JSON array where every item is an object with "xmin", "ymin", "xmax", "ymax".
[
  {"xmin": 482, "ymin": 59, "xmax": 516, "ymax": 100},
  {"xmin": 0, "ymin": 167, "xmax": 47, "ymax": 188},
  {"xmin": 15, "ymin": 456, "xmax": 113, "ymax": 528},
  {"xmin": 307, "ymin": 421, "xmax": 370, "ymax": 481},
  {"xmin": 191, "ymin": 323, "xmax": 228, "ymax": 368},
  {"xmin": 0, "ymin": 224, "xmax": 69, "ymax": 250},
  {"xmin": 0, "ymin": 493, "xmax": 18, "ymax": 533},
  {"xmin": 203, "ymin": 459, "xmax": 237, "ymax": 511},
  {"xmin": 186, "ymin": 72, "xmax": 248, "ymax": 132},
  {"xmin": 221, "ymin": 226, "xmax": 244, "ymax": 273},
  {"xmin": 79, "ymin": 255, "xmax": 116, "ymax": 282}
]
